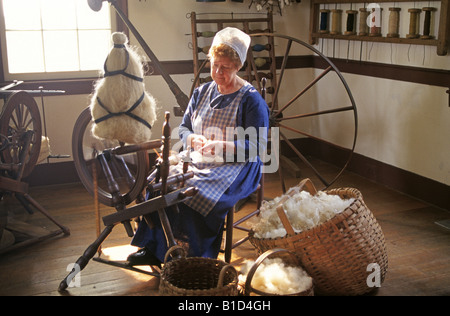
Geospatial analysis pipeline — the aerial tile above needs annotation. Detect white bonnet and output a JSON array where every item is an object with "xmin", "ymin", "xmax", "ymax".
[{"xmin": 211, "ymin": 27, "xmax": 251, "ymax": 65}]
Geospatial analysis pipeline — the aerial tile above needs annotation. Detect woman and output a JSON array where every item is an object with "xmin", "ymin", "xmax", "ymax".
[{"xmin": 129, "ymin": 27, "xmax": 269, "ymax": 265}]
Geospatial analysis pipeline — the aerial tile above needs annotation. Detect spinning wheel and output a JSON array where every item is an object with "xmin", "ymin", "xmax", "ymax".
[
  {"xmin": 192, "ymin": 33, "xmax": 358, "ymax": 191},
  {"xmin": 72, "ymin": 107, "xmax": 155, "ymax": 207},
  {"xmin": 0, "ymin": 91, "xmax": 42, "ymax": 178}
]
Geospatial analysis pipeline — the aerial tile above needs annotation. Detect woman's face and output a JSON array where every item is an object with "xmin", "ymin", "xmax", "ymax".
[{"xmin": 210, "ymin": 56, "xmax": 240, "ymax": 87}]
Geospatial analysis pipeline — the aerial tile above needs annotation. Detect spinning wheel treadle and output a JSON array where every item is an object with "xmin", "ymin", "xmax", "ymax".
[
  {"xmin": 192, "ymin": 33, "xmax": 358, "ymax": 191},
  {"xmin": 0, "ymin": 91, "xmax": 42, "ymax": 178}
]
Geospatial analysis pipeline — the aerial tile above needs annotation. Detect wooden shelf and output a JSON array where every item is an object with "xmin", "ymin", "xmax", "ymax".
[
  {"xmin": 312, "ymin": 32, "xmax": 439, "ymax": 46},
  {"xmin": 309, "ymin": 0, "xmax": 450, "ymax": 56}
]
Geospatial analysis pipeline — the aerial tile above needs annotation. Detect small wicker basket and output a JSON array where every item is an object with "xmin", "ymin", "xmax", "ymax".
[
  {"xmin": 248, "ymin": 179, "xmax": 388, "ymax": 296},
  {"xmin": 159, "ymin": 246, "xmax": 239, "ymax": 296},
  {"xmin": 241, "ymin": 248, "xmax": 314, "ymax": 296}
]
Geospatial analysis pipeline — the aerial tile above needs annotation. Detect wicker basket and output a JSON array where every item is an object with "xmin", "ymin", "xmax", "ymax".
[
  {"xmin": 159, "ymin": 245, "xmax": 239, "ymax": 296},
  {"xmin": 241, "ymin": 248, "xmax": 314, "ymax": 296},
  {"xmin": 248, "ymin": 179, "xmax": 388, "ymax": 296}
]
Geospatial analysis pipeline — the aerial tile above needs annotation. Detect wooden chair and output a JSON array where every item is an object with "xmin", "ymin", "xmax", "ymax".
[{"xmin": 222, "ymin": 78, "xmax": 269, "ymax": 263}]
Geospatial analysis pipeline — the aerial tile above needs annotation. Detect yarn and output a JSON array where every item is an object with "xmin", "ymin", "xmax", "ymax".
[
  {"xmin": 319, "ymin": 9, "xmax": 330, "ymax": 33},
  {"xmin": 407, "ymin": 8, "xmax": 421, "ymax": 39},
  {"xmin": 387, "ymin": 7, "xmax": 401, "ymax": 38},
  {"xmin": 345, "ymin": 10, "xmax": 358, "ymax": 35},
  {"xmin": 421, "ymin": 7, "xmax": 437, "ymax": 39},
  {"xmin": 330, "ymin": 9, "xmax": 342, "ymax": 35},
  {"xmin": 358, "ymin": 8, "xmax": 369, "ymax": 36}
]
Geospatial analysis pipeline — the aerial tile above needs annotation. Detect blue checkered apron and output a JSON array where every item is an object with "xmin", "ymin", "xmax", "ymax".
[{"xmin": 180, "ymin": 82, "xmax": 252, "ymax": 216}]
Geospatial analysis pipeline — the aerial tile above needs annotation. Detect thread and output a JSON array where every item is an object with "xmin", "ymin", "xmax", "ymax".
[
  {"xmin": 319, "ymin": 9, "xmax": 330, "ymax": 33},
  {"xmin": 345, "ymin": 10, "xmax": 358, "ymax": 35},
  {"xmin": 369, "ymin": 7, "xmax": 382, "ymax": 37},
  {"xmin": 421, "ymin": 7, "xmax": 437, "ymax": 39},
  {"xmin": 407, "ymin": 8, "xmax": 421, "ymax": 39},
  {"xmin": 255, "ymin": 57, "xmax": 268, "ymax": 68},
  {"xmin": 330, "ymin": 9, "xmax": 342, "ymax": 35},
  {"xmin": 387, "ymin": 7, "xmax": 401, "ymax": 38},
  {"xmin": 359, "ymin": 8, "xmax": 369, "ymax": 36}
]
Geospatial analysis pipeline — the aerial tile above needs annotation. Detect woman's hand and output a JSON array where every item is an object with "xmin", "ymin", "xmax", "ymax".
[
  {"xmin": 188, "ymin": 134, "xmax": 208, "ymax": 151},
  {"xmin": 200, "ymin": 140, "xmax": 235, "ymax": 162}
]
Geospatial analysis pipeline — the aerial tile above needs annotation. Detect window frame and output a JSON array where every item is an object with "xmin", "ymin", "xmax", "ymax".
[{"xmin": 0, "ymin": 0, "xmax": 128, "ymax": 95}]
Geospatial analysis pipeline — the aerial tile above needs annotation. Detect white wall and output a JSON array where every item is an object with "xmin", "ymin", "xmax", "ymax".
[{"xmin": 39, "ymin": 0, "xmax": 449, "ymax": 186}]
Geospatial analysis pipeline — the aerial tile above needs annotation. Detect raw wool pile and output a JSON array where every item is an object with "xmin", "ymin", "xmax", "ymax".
[
  {"xmin": 90, "ymin": 32, "xmax": 157, "ymax": 144},
  {"xmin": 252, "ymin": 187, "xmax": 355, "ymax": 239},
  {"xmin": 239, "ymin": 258, "xmax": 313, "ymax": 295}
]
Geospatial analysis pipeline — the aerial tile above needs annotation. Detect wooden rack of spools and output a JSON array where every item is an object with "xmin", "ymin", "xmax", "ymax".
[
  {"xmin": 309, "ymin": 0, "xmax": 449, "ymax": 56},
  {"xmin": 189, "ymin": 11, "xmax": 278, "ymax": 107}
]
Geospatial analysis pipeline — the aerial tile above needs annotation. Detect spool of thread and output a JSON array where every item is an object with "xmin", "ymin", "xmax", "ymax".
[
  {"xmin": 369, "ymin": 7, "xmax": 382, "ymax": 37},
  {"xmin": 197, "ymin": 46, "xmax": 211, "ymax": 54},
  {"xmin": 345, "ymin": 10, "xmax": 358, "ymax": 35},
  {"xmin": 358, "ymin": 8, "xmax": 369, "ymax": 36},
  {"xmin": 319, "ymin": 9, "xmax": 330, "ymax": 33},
  {"xmin": 407, "ymin": 8, "xmax": 421, "ymax": 39},
  {"xmin": 252, "ymin": 44, "xmax": 271, "ymax": 52},
  {"xmin": 421, "ymin": 7, "xmax": 437, "ymax": 39},
  {"xmin": 254, "ymin": 57, "xmax": 268, "ymax": 68},
  {"xmin": 330, "ymin": 9, "xmax": 342, "ymax": 35},
  {"xmin": 197, "ymin": 31, "xmax": 216, "ymax": 38},
  {"xmin": 387, "ymin": 7, "xmax": 401, "ymax": 38}
]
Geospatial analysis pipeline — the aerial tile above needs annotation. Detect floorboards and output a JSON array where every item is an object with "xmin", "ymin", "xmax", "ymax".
[{"xmin": 0, "ymin": 160, "xmax": 449, "ymax": 296}]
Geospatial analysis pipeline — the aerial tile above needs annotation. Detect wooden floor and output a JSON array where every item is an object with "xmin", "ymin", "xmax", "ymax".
[{"xmin": 1, "ymin": 159, "xmax": 449, "ymax": 296}]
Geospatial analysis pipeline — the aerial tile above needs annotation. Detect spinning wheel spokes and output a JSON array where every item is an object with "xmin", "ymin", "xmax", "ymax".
[
  {"xmin": 72, "ymin": 107, "xmax": 151, "ymax": 207},
  {"xmin": 0, "ymin": 91, "xmax": 42, "ymax": 178},
  {"xmin": 191, "ymin": 33, "xmax": 357, "ymax": 191}
]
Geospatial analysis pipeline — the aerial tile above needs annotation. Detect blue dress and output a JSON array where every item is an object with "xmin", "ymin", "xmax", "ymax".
[{"xmin": 131, "ymin": 81, "xmax": 269, "ymax": 261}]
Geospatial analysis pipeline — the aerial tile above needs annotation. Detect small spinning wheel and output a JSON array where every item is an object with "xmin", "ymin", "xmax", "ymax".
[
  {"xmin": 72, "ymin": 107, "xmax": 154, "ymax": 207},
  {"xmin": 0, "ymin": 91, "xmax": 42, "ymax": 178},
  {"xmin": 191, "ymin": 34, "xmax": 358, "ymax": 191}
]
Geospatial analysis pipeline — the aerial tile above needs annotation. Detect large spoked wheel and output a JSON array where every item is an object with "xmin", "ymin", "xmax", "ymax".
[
  {"xmin": 0, "ymin": 91, "xmax": 42, "ymax": 178},
  {"xmin": 191, "ymin": 33, "xmax": 357, "ymax": 191},
  {"xmin": 72, "ymin": 107, "xmax": 150, "ymax": 207}
]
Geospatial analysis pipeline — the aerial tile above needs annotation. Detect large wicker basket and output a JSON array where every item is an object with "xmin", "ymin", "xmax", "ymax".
[
  {"xmin": 248, "ymin": 179, "xmax": 388, "ymax": 296},
  {"xmin": 159, "ymin": 246, "xmax": 239, "ymax": 296},
  {"xmin": 241, "ymin": 248, "xmax": 314, "ymax": 296}
]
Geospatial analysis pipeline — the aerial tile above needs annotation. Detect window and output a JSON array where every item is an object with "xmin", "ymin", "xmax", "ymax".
[{"xmin": 0, "ymin": 0, "xmax": 113, "ymax": 80}]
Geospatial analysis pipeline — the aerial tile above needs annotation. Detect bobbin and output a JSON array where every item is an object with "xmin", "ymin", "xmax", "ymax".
[
  {"xmin": 369, "ymin": 7, "xmax": 382, "ymax": 37},
  {"xmin": 387, "ymin": 7, "xmax": 401, "ymax": 38},
  {"xmin": 406, "ymin": 8, "xmax": 421, "ymax": 39},
  {"xmin": 319, "ymin": 9, "xmax": 330, "ymax": 34},
  {"xmin": 358, "ymin": 8, "xmax": 369, "ymax": 36},
  {"xmin": 330, "ymin": 9, "xmax": 343, "ymax": 35},
  {"xmin": 421, "ymin": 7, "xmax": 437, "ymax": 39},
  {"xmin": 344, "ymin": 10, "xmax": 358, "ymax": 35}
]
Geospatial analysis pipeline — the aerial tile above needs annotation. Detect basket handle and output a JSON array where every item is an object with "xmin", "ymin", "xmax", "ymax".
[
  {"xmin": 217, "ymin": 264, "xmax": 238, "ymax": 289},
  {"xmin": 163, "ymin": 245, "xmax": 186, "ymax": 264},
  {"xmin": 276, "ymin": 178, "xmax": 317, "ymax": 237},
  {"xmin": 244, "ymin": 248, "xmax": 298, "ymax": 296}
]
